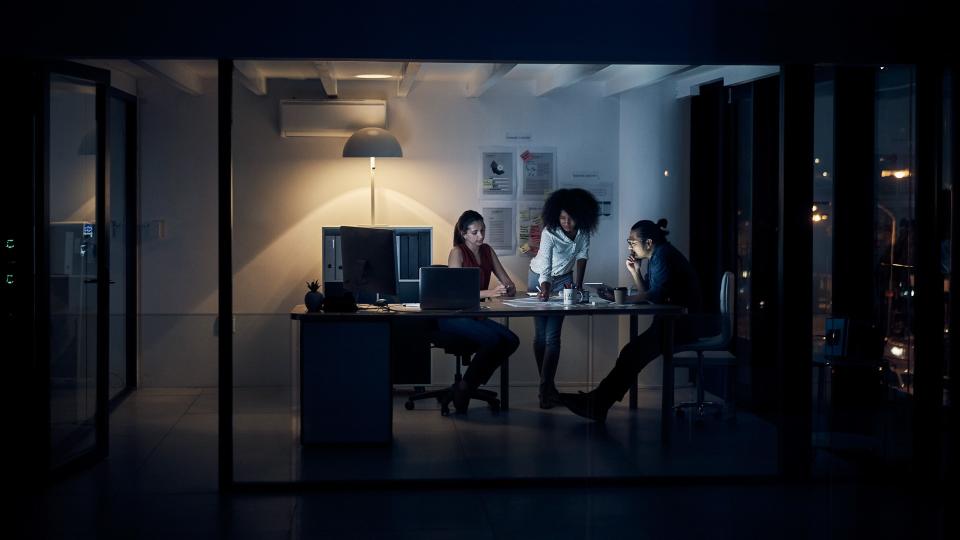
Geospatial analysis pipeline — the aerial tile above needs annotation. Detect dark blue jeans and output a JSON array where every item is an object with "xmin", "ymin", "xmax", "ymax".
[
  {"xmin": 528, "ymin": 269, "xmax": 573, "ymax": 396},
  {"xmin": 434, "ymin": 317, "xmax": 519, "ymax": 389},
  {"xmin": 594, "ymin": 316, "xmax": 699, "ymax": 408}
]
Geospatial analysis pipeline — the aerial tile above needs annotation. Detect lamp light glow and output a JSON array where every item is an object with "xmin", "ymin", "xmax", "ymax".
[
  {"xmin": 342, "ymin": 127, "xmax": 403, "ymax": 224},
  {"xmin": 881, "ymin": 169, "xmax": 911, "ymax": 179}
]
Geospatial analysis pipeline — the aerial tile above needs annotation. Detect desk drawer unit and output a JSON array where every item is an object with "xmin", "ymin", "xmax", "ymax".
[{"xmin": 300, "ymin": 320, "xmax": 392, "ymax": 444}]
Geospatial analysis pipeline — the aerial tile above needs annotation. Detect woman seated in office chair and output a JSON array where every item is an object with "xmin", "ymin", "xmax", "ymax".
[
  {"xmin": 561, "ymin": 218, "xmax": 703, "ymax": 422},
  {"xmin": 436, "ymin": 210, "xmax": 519, "ymax": 413},
  {"xmin": 528, "ymin": 188, "xmax": 600, "ymax": 409}
]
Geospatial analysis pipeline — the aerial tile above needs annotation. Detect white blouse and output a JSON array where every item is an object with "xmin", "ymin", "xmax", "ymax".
[{"xmin": 529, "ymin": 227, "xmax": 590, "ymax": 280}]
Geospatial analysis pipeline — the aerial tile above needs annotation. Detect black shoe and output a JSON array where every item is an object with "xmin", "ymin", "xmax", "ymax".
[
  {"xmin": 560, "ymin": 391, "xmax": 608, "ymax": 423},
  {"xmin": 452, "ymin": 382, "xmax": 470, "ymax": 414},
  {"xmin": 539, "ymin": 389, "xmax": 562, "ymax": 409}
]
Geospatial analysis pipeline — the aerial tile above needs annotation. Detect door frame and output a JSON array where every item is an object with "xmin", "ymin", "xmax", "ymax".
[
  {"xmin": 37, "ymin": 60, "xmax": 112, "ymax": 479},
  {"xmin": 107, "ymin": 87, "xmax": 139, "ymax": 410}
]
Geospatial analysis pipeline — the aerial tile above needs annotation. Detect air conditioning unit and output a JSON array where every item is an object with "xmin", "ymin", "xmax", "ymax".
[{"xmin": 279, "ymin": 99, "xmax": 386, "ymax": 137}]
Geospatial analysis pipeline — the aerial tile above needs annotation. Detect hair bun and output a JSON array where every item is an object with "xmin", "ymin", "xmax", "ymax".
[{"xmin": 656, "ymin": 218, "xmax": 669, "ymax": 229}]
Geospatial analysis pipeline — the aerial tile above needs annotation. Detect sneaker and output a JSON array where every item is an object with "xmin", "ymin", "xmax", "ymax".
[{"xmin": 560, "ymin": 391, "xmax": 608, "ymax": 423}]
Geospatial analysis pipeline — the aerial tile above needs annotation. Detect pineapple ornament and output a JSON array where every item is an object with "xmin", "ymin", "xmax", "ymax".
[{"xmin": 304, "ymin": 279, "xmax": 324, "ymax": 312}]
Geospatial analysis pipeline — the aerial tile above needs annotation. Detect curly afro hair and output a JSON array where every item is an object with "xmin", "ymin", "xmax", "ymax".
[{"xmin": 541, "ymin": 188, "xmax": 600, "ymax": 235}]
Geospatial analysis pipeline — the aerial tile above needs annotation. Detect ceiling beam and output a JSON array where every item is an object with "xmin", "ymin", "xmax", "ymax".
[
  {"xmin": 132, "ymin": 60, "xmax": 204, "ymax": 96},
  {"xmin": 313, "ymin": 61, "xmax": 338, "ymax": 97},
  {"xmin": 234, "ymin": 60, "xmax": 267, "ymax": 96},
  {"xmin": 465, "ymin": 63, "xmax": 516, "ymax": 98},
  {"xmin": 535, "ymin": 64, "xmax": 609, "ymax": 96},
  {"xmin": 397, "ymin": 62, "xmax": 421, "ymax": 97},
  {"xmin": 673, "ymin": 65, "xmax": 780, "ymax": 98},
  {"xmin": 602, "ymin": 65, "xmax": 690, "ymax": 97}
]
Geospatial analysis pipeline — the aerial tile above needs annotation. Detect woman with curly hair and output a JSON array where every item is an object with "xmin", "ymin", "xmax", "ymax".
[{"xmin": 527, "ymin": 188, "xmax": 600, "ymax": 408}]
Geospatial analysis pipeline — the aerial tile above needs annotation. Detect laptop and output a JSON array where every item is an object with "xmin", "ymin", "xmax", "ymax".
[{"xmin": 419, "ymin": 267, "xmax": 481, "ymax": 310}]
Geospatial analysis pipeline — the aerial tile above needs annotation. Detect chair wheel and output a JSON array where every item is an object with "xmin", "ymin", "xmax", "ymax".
[
  {"xmin": 441, "ymin": 404, "xmax": 450, "ymax": 416},
  {"xmin": 405, "ymin": 400, "xmax": 415, "ymax": 410}
]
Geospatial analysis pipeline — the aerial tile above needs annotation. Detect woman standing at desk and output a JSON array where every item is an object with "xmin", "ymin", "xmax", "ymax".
[
  {"xmin": 528, "ymin": 188, "xmax": 600, "ymax": 408},
  {"xmin": 438, "ymin": 210, "xmax": 519, "ymax": 412}
]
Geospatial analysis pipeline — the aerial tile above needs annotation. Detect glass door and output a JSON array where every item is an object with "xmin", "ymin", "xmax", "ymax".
[{"xmin": 42, "ymin": 62, "xmax": 111, "ymax": 473}]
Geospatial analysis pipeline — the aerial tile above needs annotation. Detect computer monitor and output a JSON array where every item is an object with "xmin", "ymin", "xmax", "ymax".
[{"xmin": 340, "ymin": 226, "xmax": 398, "ymax": 303}]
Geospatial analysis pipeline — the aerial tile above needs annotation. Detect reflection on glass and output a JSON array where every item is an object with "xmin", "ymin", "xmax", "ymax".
[
  {"xmin": 48, "ymin": 75, "xmax": 98, "ymax": 467},
  {"xmin": 812, "ymin": 75, "xmax": 835, "ymax": 364},
  {"xmin": 734, "ymin": 85, "xmax": 753, "ymax": 341},
  {"xmin": 875, "ymin": 66, "xmax": 916, "ymax": 395}
]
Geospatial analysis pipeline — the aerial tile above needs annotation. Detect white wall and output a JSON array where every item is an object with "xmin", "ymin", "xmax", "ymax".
[
  {"xmin": 138, "ymin": 77, "xmax": 219, "ymax": 387},
  {"xmin": 231, "ymin": 78, "xmax": 623, "ymax": 388},
  {"xmin": 136, "ymin": 72, "xmax": 690, "ymax": 392},
  {"xmin": 617, "ymin": 79, "xmax": 691, "ymax": 387}
]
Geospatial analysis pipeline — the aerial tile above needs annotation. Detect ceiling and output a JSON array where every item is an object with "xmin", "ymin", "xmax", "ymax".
[{"xmin": 78, "ymin": 60, "xmax": 772, "ymax": 99}]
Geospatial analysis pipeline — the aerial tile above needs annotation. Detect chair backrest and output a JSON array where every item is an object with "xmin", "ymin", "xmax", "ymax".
[{"xmin": 719, "ymin": 271, "xmax": 735, "ymax": 346}]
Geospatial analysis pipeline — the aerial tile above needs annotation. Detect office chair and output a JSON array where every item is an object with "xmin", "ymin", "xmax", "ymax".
[
  {"xmin": 404, "ymin": 337, "xmax": 501, "ymax": 416},
  {"xmin": 673, "ymin": 271, "xmax": 737, "ymax": 421},
  {"xmin": 404, "ymin": 264, "xmax": 501, "ymax": 415}
]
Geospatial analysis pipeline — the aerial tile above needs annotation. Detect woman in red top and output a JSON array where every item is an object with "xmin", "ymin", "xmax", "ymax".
[{"xmin": 436, "ymin": 210, "xmax": 519, "ymax": 413}]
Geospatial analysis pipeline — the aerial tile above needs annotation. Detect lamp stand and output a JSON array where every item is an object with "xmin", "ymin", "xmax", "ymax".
[{"xmin": 370, "ymin": 156, "xmax": 376, "ymax": 225}]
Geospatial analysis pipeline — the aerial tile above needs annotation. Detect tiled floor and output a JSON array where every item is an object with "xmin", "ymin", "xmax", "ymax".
[
  {"xmin": 229, "ymin": 384, "xmax": 777, "ymax": 482},
  {"xmin": 18, "ymin": 387, "xmax": 945, "ymax": 539}
]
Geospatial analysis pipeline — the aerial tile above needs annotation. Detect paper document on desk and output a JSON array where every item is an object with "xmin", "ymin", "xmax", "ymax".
[
  {"xmin": 502, "ymin": 298, "xmax": 564, "ymax": 308},
  {"xmin": 504, "ymin": 296, "xmax": 558, "ymax": 304}
]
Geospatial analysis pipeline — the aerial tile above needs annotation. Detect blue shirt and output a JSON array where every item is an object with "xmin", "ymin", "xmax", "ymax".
[{"xmin": 639, "ymin": 242, "xmax": 702, "ymax": 313}]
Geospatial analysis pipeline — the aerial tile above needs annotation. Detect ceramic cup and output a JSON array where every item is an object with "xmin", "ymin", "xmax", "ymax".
[{"xmin": 613, "ymin": 286, "xmax": 627, "ymax": 304}]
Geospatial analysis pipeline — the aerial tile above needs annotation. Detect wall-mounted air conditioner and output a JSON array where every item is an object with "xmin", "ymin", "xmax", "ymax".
[{"xmin": 279, "ymin": 99, "xmax": 386, "ymax": 137}]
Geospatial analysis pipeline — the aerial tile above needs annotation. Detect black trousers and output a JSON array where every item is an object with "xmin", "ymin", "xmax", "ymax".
[{"xmin": 594, "ymin": 317, "xmax": 698, "ymax": 408}]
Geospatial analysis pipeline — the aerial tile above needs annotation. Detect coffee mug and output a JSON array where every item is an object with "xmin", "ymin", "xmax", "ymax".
[
  {"xmin": 562, "ymin": 287, "xmax": 575, "ymax": 305},
  {"xmin": 613, "ymin": 286, "xmax": 627, "ymax": 304}
]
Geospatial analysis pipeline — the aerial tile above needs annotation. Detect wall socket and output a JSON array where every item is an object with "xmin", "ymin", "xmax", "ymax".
[{"xmin": 140, "ymin": 219, "xmax": 166, "ymax": 240}]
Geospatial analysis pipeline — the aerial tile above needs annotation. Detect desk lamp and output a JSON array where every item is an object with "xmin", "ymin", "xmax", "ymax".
[{"xmin": 342, "ymin": 127, "xmax": 403, "ymax": 224}]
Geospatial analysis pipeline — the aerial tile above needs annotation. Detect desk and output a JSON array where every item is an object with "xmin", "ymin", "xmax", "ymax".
[{"xmin": 291, "ymin": 299, "xmax": 684, "ymax": 444}]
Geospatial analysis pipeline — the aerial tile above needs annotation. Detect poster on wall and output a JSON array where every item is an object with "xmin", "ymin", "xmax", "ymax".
[
  {"xmin": 562, "ymin": 173, "xmax": 614, "ymax": 219},
  {"xmin": 479, "ymin": 147, "xmax": 516, "ymax": 199},
  {"xmin": 519, "ymin": 147, "xmax": 557, "ymax": 199},
  {"xmin": 480, "ymin": 204, "xmax": 516, "ymax": 255},
  {"xmin": 518, "ymin": 201, "xmax": 544, "ymax": 257}
]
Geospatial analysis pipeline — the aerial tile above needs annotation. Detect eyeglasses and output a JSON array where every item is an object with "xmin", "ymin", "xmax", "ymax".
[{"xmin": 626, "ymin": 240, "xmax": 641, "ymax": 247}]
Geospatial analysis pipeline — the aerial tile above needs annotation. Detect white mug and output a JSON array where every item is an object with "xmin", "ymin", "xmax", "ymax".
[{"xmin": 562, "ymin": 287, "xmax": 575, "ymax": 305}]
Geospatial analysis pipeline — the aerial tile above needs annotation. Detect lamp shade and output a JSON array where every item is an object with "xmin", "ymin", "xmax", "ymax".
[{"xmin": 342, "ymin": 127, "xmax": 403, "ymax": 158}]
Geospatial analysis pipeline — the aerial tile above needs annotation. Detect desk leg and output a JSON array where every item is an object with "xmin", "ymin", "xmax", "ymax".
[
  {"xmin": 588, "ymin": 315, "xmax": 594, "ymax": 389},
  {"xmin": 500, "ymin": 317, "xmax": 510, "ymax": 410},
  {"xmin": 661, "ymin": 316, "xmax": 675, "ymax": 445},
  {"xmin": 629, "ymin": 314, "xmax": 638, "ymax": 409}
]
